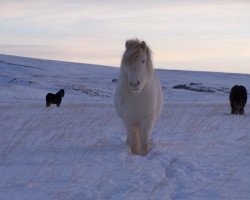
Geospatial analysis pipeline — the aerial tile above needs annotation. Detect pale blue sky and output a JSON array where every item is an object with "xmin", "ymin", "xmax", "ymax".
[{"xmin": 0, "ymin": 0, "xmax": 250, "ymax": 73}]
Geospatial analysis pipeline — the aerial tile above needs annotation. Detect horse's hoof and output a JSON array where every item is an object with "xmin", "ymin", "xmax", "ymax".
[
  {"xmin": 139, "ymin": 149, "xmax": 149, "ymax": 156},
  {"xmin": 130, "ymin": 145, "xmax": 140, "ymax": 155}
]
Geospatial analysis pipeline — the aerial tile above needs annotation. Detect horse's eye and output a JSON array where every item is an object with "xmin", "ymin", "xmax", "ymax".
[{"xmin": 141, "ymin": 60, "xmax": 145, "ymax": 64}]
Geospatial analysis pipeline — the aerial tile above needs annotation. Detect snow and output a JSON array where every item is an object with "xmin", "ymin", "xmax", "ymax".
[{"xmin": 0, "ymin": 54, "xmax": 250, "ymax": 199}]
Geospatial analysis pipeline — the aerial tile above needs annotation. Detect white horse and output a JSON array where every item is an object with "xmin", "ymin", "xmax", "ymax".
[{"xmin": 114, "ymin": 39, "xmax": 163, "ymax": 156}]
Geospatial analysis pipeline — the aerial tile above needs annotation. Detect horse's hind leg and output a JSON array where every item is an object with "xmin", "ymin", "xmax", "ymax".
[
  {"xmin": 239, "ymin": 106, "xmax": 245, "ymax": 115},
  {"xmin": 126, "ymin": 124, "xmax": 140, "ymax": 155},
  {"xmin": 46, "ymin": 102, "xmax": 51, "ymax": 107}
]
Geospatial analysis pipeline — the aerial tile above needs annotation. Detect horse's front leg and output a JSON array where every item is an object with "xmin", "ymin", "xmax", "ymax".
[
  {"xmin": 138, "ymin": 119, "xmax": 154, "ymax": 156},
  {"xmin": 126, "ymin": 123, "xmax": 140, "ymax": 155}
]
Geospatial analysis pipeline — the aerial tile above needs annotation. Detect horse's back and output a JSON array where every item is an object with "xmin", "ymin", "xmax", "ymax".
[
  {"xmin": 152, "ymin": 72, "xmax": 164, "ymax": 119},
  {"xmin": 230, "ymin": 85, "xmax": 247, "ymax": 102},
  {"xmin": 46, "ymin": 93, "xmax": 54, "ymax": 101}
]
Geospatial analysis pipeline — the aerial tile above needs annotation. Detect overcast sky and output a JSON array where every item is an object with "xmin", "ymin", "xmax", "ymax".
[{"xmin": 0, "ymin": 0, "xmax": 250, "ymax": 73}]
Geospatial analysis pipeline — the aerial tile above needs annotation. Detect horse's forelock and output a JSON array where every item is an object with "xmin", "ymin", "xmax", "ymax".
[{"xmin": 122, "ymin": 46, "xmax": 141, "ymax": 64}]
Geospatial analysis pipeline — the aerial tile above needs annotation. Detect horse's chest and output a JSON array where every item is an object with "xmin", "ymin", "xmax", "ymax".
[{"xmin": 121, "ymin": 95, "xmax": 151, "ymax": 118}]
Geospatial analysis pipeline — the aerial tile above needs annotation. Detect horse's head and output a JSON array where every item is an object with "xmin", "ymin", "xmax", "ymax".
[
  {"xmin": 121, "ymin": 39, "xmax": 153, "ymax": 94},
  {"xmin": 59, "ymin": 89, "xmax": 65, "ymax": 97}
]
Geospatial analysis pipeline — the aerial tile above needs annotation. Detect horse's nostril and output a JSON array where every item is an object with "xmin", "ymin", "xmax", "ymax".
[{"xmin": 130, "ymin": 81, "xmax": 140, "ymax": 87}]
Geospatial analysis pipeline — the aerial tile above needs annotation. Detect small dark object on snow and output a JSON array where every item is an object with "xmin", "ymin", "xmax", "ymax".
[
  {"xmin": 229, "ymin": 85, "xmax": 247, "ymax": 115},
  {"xmin": 46, "ymin": 89, "xmax": 65, "ymax": 107}
]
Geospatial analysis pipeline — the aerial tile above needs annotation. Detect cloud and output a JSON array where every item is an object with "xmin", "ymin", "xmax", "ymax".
[{"xmin": 0, "ymin": 0, "xmax": 250, "ymax": 73}]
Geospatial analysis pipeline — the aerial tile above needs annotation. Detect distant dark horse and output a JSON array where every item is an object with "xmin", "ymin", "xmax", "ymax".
[
  {"xmin": 229, "ymin": 85, "xmax": 247, "ymax": 115},
  {"xmin": 46, "ymin": 89, "xmax": 65, "ymax": 107}
]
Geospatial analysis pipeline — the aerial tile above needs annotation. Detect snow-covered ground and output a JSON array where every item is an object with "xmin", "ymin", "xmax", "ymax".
[{"xmin": 0, "ymin": 54, "xmax": 250, "ymax": 199}]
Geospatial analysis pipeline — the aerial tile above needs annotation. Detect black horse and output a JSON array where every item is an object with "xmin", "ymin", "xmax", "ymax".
[
  {"xmin": 229, "ymin": 85, "xmax": 247, "ymax": 115},
  {"xmin": 46, "ymin": 89, "xmax": 65, "ymax": 107}
]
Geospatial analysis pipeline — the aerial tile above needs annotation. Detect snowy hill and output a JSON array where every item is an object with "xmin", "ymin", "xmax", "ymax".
[
  {"xmin": 0, "ymin": 54, "xmax": 250, "ymax": 199},
  {"xmin": 1, "ymin": 54, "xmax": 250, "ymax": 103},
  {"xmin": 0, "ymin": 54, "xmax": 118, "ymax": 102}
]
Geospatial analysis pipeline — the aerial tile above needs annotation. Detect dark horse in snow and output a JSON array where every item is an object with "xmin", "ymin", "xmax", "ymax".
[
  {"xmin": 229, "ymin": 85, "xmax": 247, "ymax": 115},
  {"xmin": 46, "ymin": 89, "xmax": 65, "ymax": 107}
]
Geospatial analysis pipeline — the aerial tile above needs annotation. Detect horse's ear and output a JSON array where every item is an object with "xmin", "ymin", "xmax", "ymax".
[
  {"xmin": 141, "ymin": 41, "xmax": 146, "ymax": 52},
  {"xmin": 125, "ymin": 41, "xmax": 130, "ymax": 50}
]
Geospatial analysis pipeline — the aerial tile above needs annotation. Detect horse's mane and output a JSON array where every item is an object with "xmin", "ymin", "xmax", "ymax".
[
  {"xmin": 121, "ymin": 39, "xmax": 153, "ymax": 74},
  {"xmin": 56, "ymin": 89, "xmax": 64, "ymax": 97}
]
